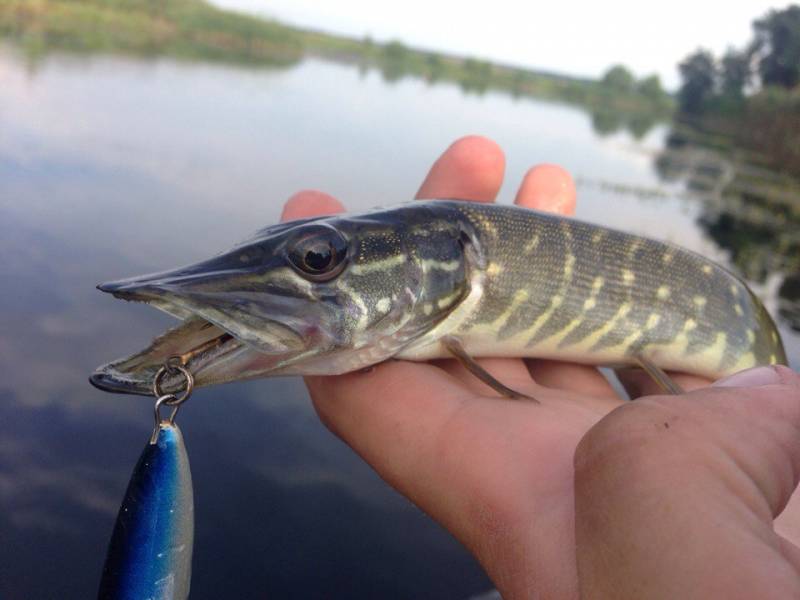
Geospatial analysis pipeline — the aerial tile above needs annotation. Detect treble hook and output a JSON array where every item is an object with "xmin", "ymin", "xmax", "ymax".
[{"xmin": 150, "ymin": 362, "xmax": 194, "ymax": 444}]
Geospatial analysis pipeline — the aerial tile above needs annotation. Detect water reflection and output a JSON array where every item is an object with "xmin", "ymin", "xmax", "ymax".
[
  {"xmin": 780, "ymin": 275, "xmax": 800, "ymax": 332},
  {"xmin": 590, "ymin": 107, "xmax": 658, "ymax": 139},
  {"xmin": 1, "ymin": 41, "xmax": 799, "ymax": 599},
  {"xmin": 654, "ymin": 127, "xmax": 800, "ymax": 330}
]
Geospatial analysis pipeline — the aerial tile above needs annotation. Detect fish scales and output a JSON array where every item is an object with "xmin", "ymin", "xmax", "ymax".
[
  {"xmin": 91, "ymin": 200, "xmax": 786, "ymax": 395},
  {"xmin": 394, "ymin": 202, "xmax": 785, "ymax": 378}
]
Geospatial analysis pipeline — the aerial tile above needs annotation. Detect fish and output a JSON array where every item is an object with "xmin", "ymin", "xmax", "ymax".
[
  {"xmin": 97, "ymin": 422, "xmax": 194, "ymax": 600},
  {"xmin": 90, "ymin": 200, "xmax": 786, "ymax": 397}
]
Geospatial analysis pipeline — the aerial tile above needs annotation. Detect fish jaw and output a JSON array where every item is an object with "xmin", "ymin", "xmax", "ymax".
[
  {"xmin": 89, "ymin": 317, "xmax": 291, "ymax": 395},
  {"xmin": 91, "ymin": 203, "xmax": 479, "ymax": 396},
  {"xmin": 90, "ymin": 253, "xmax": 334, "ymax": 395}
]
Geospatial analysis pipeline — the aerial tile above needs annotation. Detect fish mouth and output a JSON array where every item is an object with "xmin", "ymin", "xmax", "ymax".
[{"xmin": 90, "ymin": 269, "xmax": 310, "ymax": 396}]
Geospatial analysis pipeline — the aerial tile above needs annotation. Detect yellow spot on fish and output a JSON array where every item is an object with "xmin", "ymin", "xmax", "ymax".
[
  {"xmin": 662, "ymin": 252, "xmax": 674, "ymax": 264},
  {"xmin": 420, "ymin": 258, "xmax": 460, "ymax": 272},
  {"xmin": 730, "ymin": 284, "xmax": 739, "ymax": 296},
  {"xmin": 423, "ymin": 303, "xmax": 433, "ymax": 316},
  {"xmin": 646, "ymin": 313, "xmax": 661, "ymax": 329},
  {"xmin": 627, "ymin": 240, "xmax": 642, "ymax": 257},
  {"xmin": 770, "ymin": 354, "xmax": 777, "ymax": 363},
  {"xmin": 437, "ymin": 290, "xmax": 462, "ymax": 310},
  {"xmin": 622, "ymin": 270, "xmax": 635, "ymax": 284},
  {"xmin": 702, "ymin": 265, "xmax": 713, "ymax": 275},
  {"xmin": 337, "ymin": 282, "xmax": 370, "ymax": 330},
  {"xmin": 563, "ymin": 254, "xmax": 576, "ymax": 279},
  {"xmin": 734, "ymin": 305, "xmax": 743, "ymax": 316},
  {"xmin": 575, "ymin": 302, "xmax": 633, "ymax": 352},
  {"xmin": 656, "ymin": 286, "xmax": 670, "ymax": 300},
  {"xmin": 662, "ymin": 319, "xmax": 699, "ymax": 357},
  {"xmin": 351, "ymin": 254, "xmax": 407, "ymax": 275},
  {"xmin": 580, "ymin": 277, "xmax": 605, "ymax": 309},
  {"xmin": 524, "ymin": 235, "xmax": 540, "ymax": 253},
  {"xmin": 486, "ymin": 263, "xmax": 504, "ymax": 277},
  {"xmin": 747, "ymin": 330, "xmax": 755, "ymax": 343},
  {"xmin": 514, "ymin": 289, "xmax": 530, "ymax": 302},
  {"xmin": 592, "ymin": 231, "xmax": 605, "ymax": 244},
  {"xmin": 731, "ymin": 351, "xmax": 757, "ymax": 372},
  {"xmin": 490, "ymin": 289, "xmax": 530, "ymax": 329},
  {"xmin": 551, "ymin": 277, "xmax": 606, "ymax": 345},
  {"xmin": 693, "ymin": 296, "xmax": 707, "ymax": 308},
  {"xmin": 560, "ymin": 220, "xmax": 573, "ymax": 241},
  {"xmin": 703, "ymin": 332, "xmax": 728, "ymax": 368},
  {"xmin": 515, "ymin": 294, "xmax": 563, "ymax": 342},
  {"xmin": 376, "ymin": 298, "xmax": 391, "ymax": 313}
]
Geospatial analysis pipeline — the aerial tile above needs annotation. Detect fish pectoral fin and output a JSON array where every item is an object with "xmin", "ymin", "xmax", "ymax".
[
  {"xmin": 442, "ymin": 336, "xmax": 539, "ymax": 403},
  {"xmin": 634, "ymin": 355, "xmax": 685, "ymax": 395}
]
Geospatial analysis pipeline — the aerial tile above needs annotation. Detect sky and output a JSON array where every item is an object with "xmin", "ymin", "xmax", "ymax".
[{"xmin": 210, "ymin": 0, "xmax": 791, "ymax": 89}]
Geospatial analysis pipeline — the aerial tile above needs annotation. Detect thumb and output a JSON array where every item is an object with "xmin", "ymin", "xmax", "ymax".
[{"xmin": 574, "ymin": 366, "xmax": 800, "ymax": 600}]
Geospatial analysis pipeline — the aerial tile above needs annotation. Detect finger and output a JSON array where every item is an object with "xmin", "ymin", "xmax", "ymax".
[
  {"xmin": 776, "ymin": 486, "xmax": 800, "ymax": 548},
  {"xmin": 615, "ymin": 368, "xmax": 711, "ymax": 398},
  {"xmin": 514, "ymin": 164, "xmax": 576, "ymax": 215},
  {"xmin": 525, "ymin": 359, "xmax": 623, "ymax": 405},
  {"xmin": 575, "ymin": 366, "xmax": 800, "ymax": 598},
  {"xmin": 415, "ymin": 135, "xmax": 505, "ymax": 202},
  {"xmin": 281, "ymin": 190, "xmax": 345, "ymax": 221}
]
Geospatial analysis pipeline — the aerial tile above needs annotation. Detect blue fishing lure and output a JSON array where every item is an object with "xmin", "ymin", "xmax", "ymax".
[{"xmin": 98, "ymin": 367, "xmax": 194, "ymax": 600}]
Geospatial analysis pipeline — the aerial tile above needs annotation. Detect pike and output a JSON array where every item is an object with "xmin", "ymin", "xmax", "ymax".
[{"xmin": 90, "ymin": 200, "xmax": 786, "ymax": 398}]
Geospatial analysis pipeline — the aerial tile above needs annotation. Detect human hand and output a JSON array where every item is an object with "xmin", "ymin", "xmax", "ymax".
[
  {"xmin": 574, "ymin": 365, "xmax": 800, "ymax": 599},
  {"xmin": 280, "ymin": 136, "xmax": 800, "ymax": 599}
]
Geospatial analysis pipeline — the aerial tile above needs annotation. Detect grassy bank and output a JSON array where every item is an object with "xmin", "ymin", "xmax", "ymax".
[
  {"xmin": 0, "ymin": 0, "xmax": 672, "ymax": 126},
  {"xmin": 698, "ymin": 88, "xmax": 800, "ymax": 177},
  {"xmin": 302, "ymin": 33, "xmax": 673, "ymax": 123},
  {"xmin": 0, "ymin": 0, "xmax": 304, "ymax": 65}
]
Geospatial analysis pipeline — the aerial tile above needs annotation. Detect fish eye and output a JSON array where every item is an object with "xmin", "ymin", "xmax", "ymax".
[{"xmin": 287, "ymin": 225, "xmax": 348, "ymax": 281}]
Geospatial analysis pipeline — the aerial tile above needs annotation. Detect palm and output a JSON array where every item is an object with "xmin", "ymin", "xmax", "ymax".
[
  {"xmin": 282, "ymin": 136, "xmax": 635, "ymax": 596},
  {"xmin": 283, "ymin": 136, "xmax": 800, "ymax": 599},
  {"xmin": 365, "ymin": 357, "xmax": 619, "ymax": 596}
]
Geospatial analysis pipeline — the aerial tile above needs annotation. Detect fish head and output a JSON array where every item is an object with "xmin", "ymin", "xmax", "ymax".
[{"xmin": 90, "ymin": 204, "xmax": 476, "ymax": 395}]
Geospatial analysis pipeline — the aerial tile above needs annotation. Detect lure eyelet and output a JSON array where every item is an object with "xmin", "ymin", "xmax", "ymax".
[
  {"xmin": 151, "ymin": 363, "xmax": 194, "ymax": 444},
  {"xmin": 152, "ymin": 363, "xmax": 194, "ymax": 405}
]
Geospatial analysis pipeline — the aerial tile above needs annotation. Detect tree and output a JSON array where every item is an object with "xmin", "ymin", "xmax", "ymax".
[
  {"xmin": 425, "ymin": 52, "xmax": 443, "ymax": 82},
  {"xmin": 383, "ymin": 40, "xmax": 408, "ymax": 62},
  {"xmin": 460, "ymin": 58, "xmax": 493, "ymax": 93},
  {"xmin": 380, "ymin": 40, "xmax": 410, "ymax": 82},
  {"xmin": 678, "ymin": 49, "xmax": 717, "ymax": 114},
  {"xmin": 638, "ymin": 74, "xmax": 665, "ymax": 101},
  {"xmin": 601, "ymin": 64, "xmax": 635, "ymax": 91},
  {"xmin": 752, "ymin": 6, "xmax": 800, "ymax": 88},
  {"xmin": 720, "ymin": 48, "xmax": 750, "ymax": 99}
]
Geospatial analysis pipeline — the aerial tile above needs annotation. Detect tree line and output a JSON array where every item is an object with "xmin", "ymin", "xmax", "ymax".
[{"xmin": 678, "ymin": 5, "xmax": 800, "ymax": 114}]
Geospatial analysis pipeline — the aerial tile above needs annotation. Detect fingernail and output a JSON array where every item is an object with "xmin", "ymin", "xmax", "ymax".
[{"xmin": 713, "ymin": 366, "xmax": 782, "ymax": 388}]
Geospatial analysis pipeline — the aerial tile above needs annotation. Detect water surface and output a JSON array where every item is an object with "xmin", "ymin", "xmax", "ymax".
[{"xmin": 1, "ymin": 45, "xmax": 798, "ymax": 599}]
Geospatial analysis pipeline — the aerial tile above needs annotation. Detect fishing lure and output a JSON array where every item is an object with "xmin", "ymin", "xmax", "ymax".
[{"xmin": 97, "ymin": 364, "xmax": 195, "ymax": 600}]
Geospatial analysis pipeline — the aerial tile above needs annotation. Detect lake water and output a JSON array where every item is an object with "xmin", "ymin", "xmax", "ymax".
[{"xmin": 1, "ymin": 44, "xmax": 798, "ymax": 599}]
